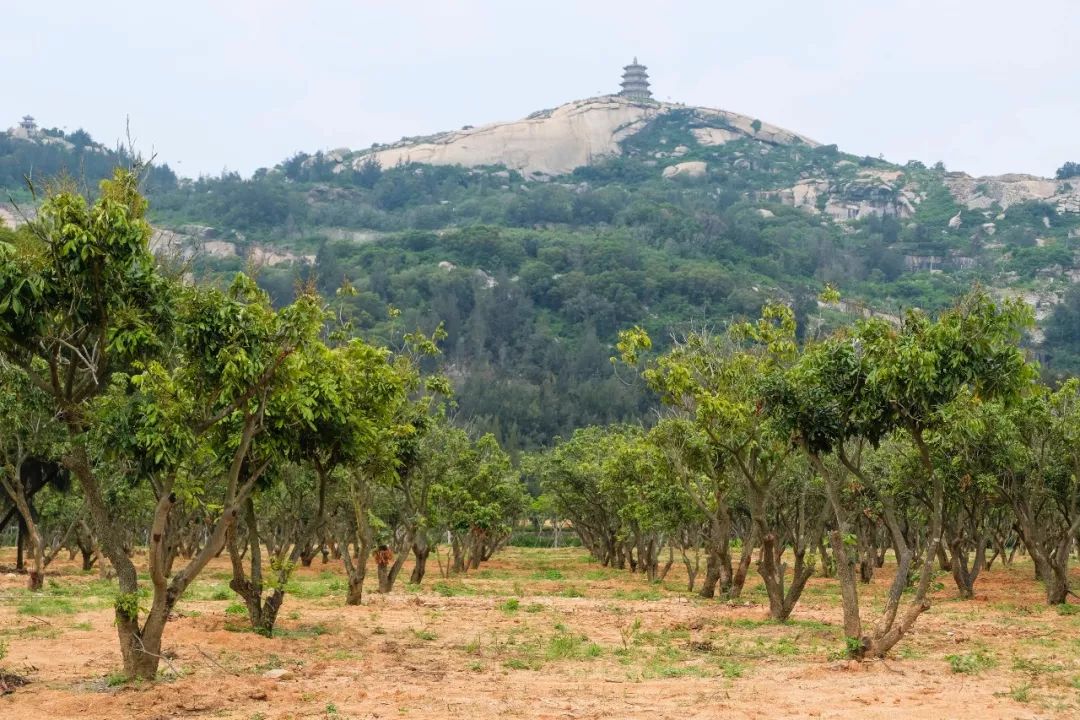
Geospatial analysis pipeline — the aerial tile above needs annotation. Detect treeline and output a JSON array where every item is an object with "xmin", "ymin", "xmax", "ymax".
[
  {"xmin": 7, "ymin": 123, "xmax": 1080, "ymax": 447},
  {"xmin": 0, "ymin": 129, "xmax": 178, "ymax": 197},
  {"xmin": 0, "ymin": 172, "xmax": 525, "ymax": 679},
  {"xmin": 531, "ymin": 290, "xmax": 1079, "ymax": 658}
]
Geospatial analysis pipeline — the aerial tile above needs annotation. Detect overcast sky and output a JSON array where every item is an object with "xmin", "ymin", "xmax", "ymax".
[{"xmin": 4, "ymin": 1, "xmax": 1077, "ymax": 178}]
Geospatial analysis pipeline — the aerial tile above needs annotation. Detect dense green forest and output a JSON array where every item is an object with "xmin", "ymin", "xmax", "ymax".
[{"xmin": 4, "ymin": 115, "xmax": 1080, "ymax": 450}]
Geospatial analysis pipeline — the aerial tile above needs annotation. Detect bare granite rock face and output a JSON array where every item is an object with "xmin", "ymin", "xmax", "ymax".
[
  {"xmin": 944, "ymin": 172, "xmax": 1080, "ymax": 212},
  {"xmin": 761, "ymin": 170, "xmax": 918, "ymax": 222},
  {"xmin": 662, "ymin": 161, "xmax": 708, "ymax": 179},
  {"xmin": 347, "ymin": 95, "xmax": 817, "ymax": 177}
]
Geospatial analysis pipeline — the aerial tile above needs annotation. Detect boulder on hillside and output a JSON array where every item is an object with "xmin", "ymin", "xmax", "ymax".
[{"xmin": 662, "ymin": 161, "xmax": 707, "ymax": 180}]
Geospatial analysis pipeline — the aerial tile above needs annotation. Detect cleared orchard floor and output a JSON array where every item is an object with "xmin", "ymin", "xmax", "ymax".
[{"xmin": 1, "ymin": 546, "xmax": 1078, "ymax": 719}]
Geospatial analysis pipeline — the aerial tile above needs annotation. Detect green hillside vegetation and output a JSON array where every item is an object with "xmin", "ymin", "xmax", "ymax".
[{"xmin": 3, "ymin": 114, "xmax": 1080, "ymax": 450}]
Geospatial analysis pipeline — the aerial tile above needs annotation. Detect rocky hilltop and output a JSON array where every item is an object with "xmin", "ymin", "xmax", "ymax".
[
  {"xmin": 341, "ymin": 95, "xmax": 818, "ymax": 178},
  {"xmin": 314, "ymin": 95, "xmax": 1077, "ymax": 226}
]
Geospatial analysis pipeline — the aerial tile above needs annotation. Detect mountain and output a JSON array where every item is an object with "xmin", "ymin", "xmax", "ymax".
[
  {"xmin": 347, "ymin": 95, "xmax": 816, "ymax": 177},
  {"xmin": 3, "ymin": 97, "xmax": 1080, "ymax": 450}
]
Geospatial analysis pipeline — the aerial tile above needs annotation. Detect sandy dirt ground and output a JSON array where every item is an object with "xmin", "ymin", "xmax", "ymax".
[{"xmin": 0, "ymin": 546, "xmax": 1078, "ymax": 719}]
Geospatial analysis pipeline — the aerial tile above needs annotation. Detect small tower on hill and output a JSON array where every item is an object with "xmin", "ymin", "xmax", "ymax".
[
  {"xmin": 619, "ymin": 58, "xmax": 652, "ymax": 101},
  {"xmin": 19, "ymin": 115, "xmax": 37, "ymax": 133}
]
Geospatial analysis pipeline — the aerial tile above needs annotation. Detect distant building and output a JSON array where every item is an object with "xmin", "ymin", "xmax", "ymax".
[
  {"xmin": 619, "ymin": 58, "xmax": 652, "ymax": 101},
  {"xmin": 19, "ymin": 115, "xmax": 37, "ymax": 133}
]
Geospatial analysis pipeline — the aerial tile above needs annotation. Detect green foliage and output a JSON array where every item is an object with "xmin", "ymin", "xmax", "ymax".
[
  {"xmin": 946, "ymin": 648, "xmax": 997, "ymax": 674},
  {"xmin": 544, "ymin": 630, "xmax": 602, "ymax": 660},
  {"xmin": 1056, "ymin": 161, "xmax": 1080, "ymax": 180},
  {"xmin": 114, "ymin": 592, "xmax": 140, "ymax": 622}
]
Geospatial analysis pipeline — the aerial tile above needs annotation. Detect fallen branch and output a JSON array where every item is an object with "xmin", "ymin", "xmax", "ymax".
[{"xmin": 195, "ymin": 645, "xmax": 238, "ymax": 676}]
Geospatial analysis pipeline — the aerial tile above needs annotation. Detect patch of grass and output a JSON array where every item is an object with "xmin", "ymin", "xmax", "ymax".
[
  {"xmin": 1055, "ymin": 603, "xmax": 1079, "ymax": 616},
  {"xmin": 105, "ymin": 672, "xmax": 128, "ymax": 687},
  {"xmin": 1009, "ymin": 683, "xmax": 1032, "ymax": 703},
  {"xmin": 524, "ymin": 603, "xmax": 545, "ymax": 613},
  {"xmin": 276, "ymin": 623, "xmax": 331, "ymax": 639},
  {"xmin": 16, "ymin": 596, "xmax": 76, "ymax": 616},
  {"xmin": 225, "ymin": 602, "xmax": 247, "ymax": 616},
  {"xmin": 253, "ymin": 654, "xmax": 284, "ymax": 673},
  {"xmin": 503, "ymin": 657, "xmax": 542, "ymax": 671},
  {"xmin": 413, "ymin": 629, "xmax": 437, "ymax": 641},
  {"xmin": 613, "ymin": 588, "xmax": 663, "ymax": 601},
  {"xmin": 557, "ymin": 586, "xmax": 584, "ymax": 598},
  {"xmin": 285, "ymin": 575, "xmax": 345, "ymax": 599},
  {"xmin": 0, "ymin": 622, "xmax": 60, "ymax": 640},
  {"xmin": 946, "ymin": 648, "xmax": 997, "ymax": 674},
  {"xmin": 72, "ymin": 621, "xmax": 93, "ymax": 631},
  {"xmin": 530, "ymin": 568, "xmax": 564, "ymax": 581},
  {"xmin": 1012, "ymin": 657, "xmax": 1065, "ymax": 675},
  {"xmin": 545, "ymin": 631, "xmax": 601, "ymax": 661},
  {"xmin": 766, "ymin": 638, "xmax": 800, "ymax": 657},
  {"xmin": 788, "ymin": 618, "xmax": 833, "ymax": 632},
  {"xmin": 719, "ymin": 659, "xmax": 744, "ymax": 678},
  {"xmin": 898, "ymin": 644, "xmax": 928, "ymax": 660},
  {"xmin": 583, "ymin": 568, "xmax": 617, "ymax": 581},
  {"xmin": 642, "ymin": 660, "xmax": 710, "ymax": 679},
  {"xmin": 185, "ymin": 582, "xmax": 233, "ymax": 601},
  {"xmin": 44, "ymin": 580, "xmax": 76, "ymax": 596},
  {"xmin": 432, "ymin": 581, "xmax": 472, "ymax": 597},
  {"xmin": 499, "ymin": 598, "xmax": 520, "ymax": 614}
]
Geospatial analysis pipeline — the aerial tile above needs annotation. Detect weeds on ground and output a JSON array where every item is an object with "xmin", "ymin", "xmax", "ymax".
[
  {"xmin": 16, "ymin": 596, "xmax": 76, "ymax": 615},
  {"xmin": 946, "ymin": 647, "xmax": 997, "ymax": 674}
]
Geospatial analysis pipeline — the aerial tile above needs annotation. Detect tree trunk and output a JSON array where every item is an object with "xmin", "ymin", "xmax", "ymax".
[
  {"xmin": 0, "ymin": 462, "xmax": 46, "ymax": 590},
  {"xmin": 817, "ymin": 535, "xmax": 835, "ymax": 578},
  {"xmin": 698, "ymin": 515, "xmax": 733, "ymax": 599},
  {"xmin": 228, "ymin": 498, "xmax": 291, "ymax": 636},
  {"xmin": 757, "ymin": 532, "xmax": 815, "ymax": 621},
  {"xmin": 410, "ymin": 538, "xmax": 430, "ymax": 585},
  {"xmin": 380, "ymin": 538, "xmax": 410, "ymax": 593},
  {"xmin": 730, "ymin": 533, "xmax": 755, "ymax": 599},
  {"xmin": 63, "ymin": 447, "xmax": 153, "ymax": 678},
  {"xmin": 947, "ymin": 530, "xmax": 986, "ymax": 600}
]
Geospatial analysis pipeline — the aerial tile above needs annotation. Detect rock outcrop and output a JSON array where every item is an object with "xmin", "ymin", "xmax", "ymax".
[
  {"xmin": 944, "ymin": 173, "xmax": 1080, "ymax": 213},
  {"xmin": 763, "ymin": 169, "xmax": 918, "ymax": 221},
  {"xmin": 662, "ymin": 161, "xmax": 707, "ymax": 179},
  {"xmin": 350, "ymin": 96, "xmax": 817, "ymax": 177}
]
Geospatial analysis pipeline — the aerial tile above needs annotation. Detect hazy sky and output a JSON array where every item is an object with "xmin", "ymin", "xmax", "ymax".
[{"xmin": 4, "ymin": 1, "xmax": 1077, "ymax": 178}]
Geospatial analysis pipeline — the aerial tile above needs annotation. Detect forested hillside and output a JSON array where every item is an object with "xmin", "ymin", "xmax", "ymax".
[{"xmin": 4, "ymin": 107, "xmax": 1080, "ymax": 450}]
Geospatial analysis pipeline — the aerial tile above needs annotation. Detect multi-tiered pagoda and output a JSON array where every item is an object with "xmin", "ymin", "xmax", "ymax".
[{"xmin": 619, "ymin": 58, "xmax": 652, "ymax": 101}]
